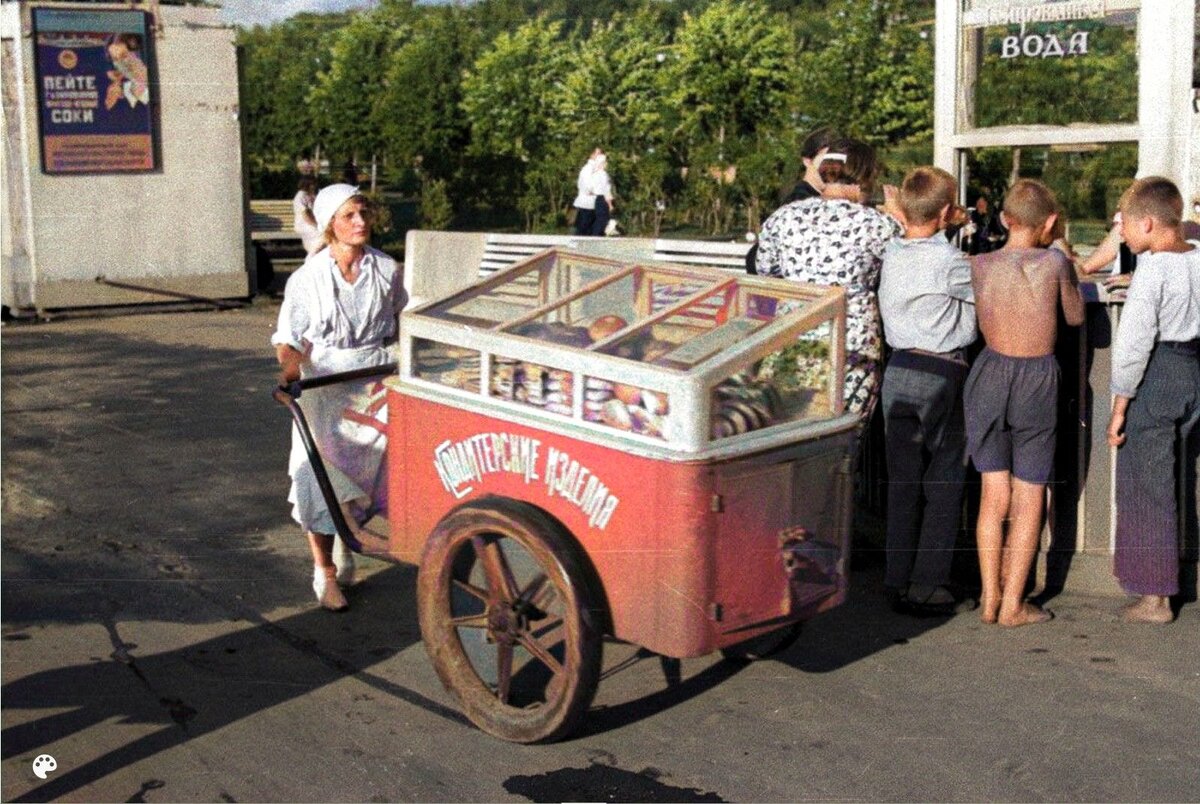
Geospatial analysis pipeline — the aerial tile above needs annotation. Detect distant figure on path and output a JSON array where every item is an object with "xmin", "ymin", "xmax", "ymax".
[
  {"xmin": 572, "ymin": 148, "xmax": 603, "ymax": 236},
  {"xmin": 588, "ymin": 153, "xmax": 615, "ymax": 237}
]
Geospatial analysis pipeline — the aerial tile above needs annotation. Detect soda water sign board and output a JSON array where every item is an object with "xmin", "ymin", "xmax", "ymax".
[{"xmin": 33, "ymin": 8, "xmax": 156, "ymax": 174}]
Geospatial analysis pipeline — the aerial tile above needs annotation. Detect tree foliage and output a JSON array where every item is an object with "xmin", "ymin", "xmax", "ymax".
[{"xmin": 235, "ymin": 0, "xmax": 1139, "ymax": 238}]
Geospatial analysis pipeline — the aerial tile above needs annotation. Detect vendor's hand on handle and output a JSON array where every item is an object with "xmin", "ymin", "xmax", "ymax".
[{"xmin": 275, "ymin": 343, "xmax": 306, "ymax": 387}]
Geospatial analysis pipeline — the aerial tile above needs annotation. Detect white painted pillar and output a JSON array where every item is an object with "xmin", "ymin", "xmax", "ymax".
[
  {"xmin": 1136, "ymin": 1, "xmax": 1196, "ymax": 186},
  {"xmin": 933, "ymin": 0, "xmax": 960, "ymax": 176}
]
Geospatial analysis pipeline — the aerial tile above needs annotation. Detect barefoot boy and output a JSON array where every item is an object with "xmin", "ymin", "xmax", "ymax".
[
  {"xmin": 1107, "ymin": 177, "xmax": 1200, "ymax": 624},
  {"xmin": 878, "ymin": 167, "xmax": 976, "ymax": 613},
  {"xmin": 964, "ymin": 180, "xmax": 1085, "ymax": 627}
]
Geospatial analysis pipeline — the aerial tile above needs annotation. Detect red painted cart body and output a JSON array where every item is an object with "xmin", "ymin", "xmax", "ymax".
[
  {"xmin": 363, "ymin": 248, "xmax": 857, "ymax": 741},
  {"xmin": 387, "ymin": 392, "xmax": 856, "ymax": 659}
]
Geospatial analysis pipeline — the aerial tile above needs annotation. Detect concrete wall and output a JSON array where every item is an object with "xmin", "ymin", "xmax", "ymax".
[{"xmin": 1, "ymin": 1, "xmax": 247, "ymax": 312}]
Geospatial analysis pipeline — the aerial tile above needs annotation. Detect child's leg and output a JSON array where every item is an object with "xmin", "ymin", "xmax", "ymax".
[
  {"xmin": 882, "ymin": 368, "xmax": 926, "ymax": 590},
  {"xmin": 976, "ymin": 470, "xmax": 1011, "ymax": 623},
  {"xmin": 1113, "ymin": 348, "xmax": 1199, "ymax": 604},
  {"xmin": 998, "ymin": 478, "xmax": 1051, "ymax": 627},
  {"xmin": 912, "ymin": 374, "xmax": 967, "ymax": 590}
]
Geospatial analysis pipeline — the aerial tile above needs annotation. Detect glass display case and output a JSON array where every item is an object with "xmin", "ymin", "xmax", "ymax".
[{"xmin": 400, "ymin": 249, "xmax": 849, "ymax": 455}]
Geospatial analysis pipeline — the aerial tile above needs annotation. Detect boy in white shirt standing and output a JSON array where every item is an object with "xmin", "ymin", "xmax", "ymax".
[
  {"xmin": 878, "ymin": 167, "xmax": 976, "ymax": 614},
  {"xmin": 1107, "ymin": 177, "xmax": 1200, "ymax": 624}
]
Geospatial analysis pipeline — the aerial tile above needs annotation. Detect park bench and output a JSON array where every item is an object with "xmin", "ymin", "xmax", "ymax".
[
  {"xmin": 248, "ymin": 199, "xmax": 301, "ymax": 243},
  {"xmin": 479, "ymin": 232, "xmax": 578, "ymax": 274},
  {"xmin": 651, "ymin": 238, "xmax": 751, "ymax": 272}
]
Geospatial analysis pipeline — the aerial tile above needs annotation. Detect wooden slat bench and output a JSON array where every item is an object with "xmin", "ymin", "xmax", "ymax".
[
  {"xmin": 249, "ymin": 199, "xmax": 301, "ymax": 243},
  {"xmin": 479, "ymin": 233, "xmax": 578, "ymax": 275},
  {"xmin": 652, "ymin": 238, "xmax": 751, "ymax": 272}
]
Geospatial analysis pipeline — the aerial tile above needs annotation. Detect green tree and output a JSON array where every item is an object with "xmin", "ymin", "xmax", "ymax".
[
  {"xmin": 461, "ymin": 17, "xmax": 576, "ymax": 229},
  {"xmin": 237, "ymin": 13, "xmax": 350, "ymax": 167},
  {"xmin": 307, "ymin": 1, "xmax": 416, "ymax": 174},
  {"xmin": 374, "ymin": 7, "xmax": 480, "ymax": 189},
  {"xmin": 420, "ymin": 178, "xmax": 455, "ymax": 229},
  {"xmin": 664, "ymin": 0, "xmax": 797, "ymax": 152},
  {"xmin": 797, "ymin": 0, "xmax": 933, "ymax": 145},
  {"xmin": 663, "ymin": 0, "xmax": 798, "ymax": 233},
  {"xmin": 562, "ymin": 9, "xmax": 674, "ymax": 233}
]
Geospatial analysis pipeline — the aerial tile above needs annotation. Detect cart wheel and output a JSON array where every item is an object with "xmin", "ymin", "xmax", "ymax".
[
  {"xmin": 417, "ymin": 498, "xmax": 602, "ymax": 743},
  {"xmin": 719, "ymin": 622, "xmax": 803, "ymax": 662}
]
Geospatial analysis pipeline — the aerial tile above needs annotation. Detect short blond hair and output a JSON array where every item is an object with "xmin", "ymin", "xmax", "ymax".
[
  {"xmin": 1002, "ymin": 179, "xmax": 1060, "ymax": 230},
  {"xmin": 1119, "ymin": 176, "xmax": 1183, "ymax": 228},
  {"xmin": 900, "ymin": 167, "xmax": 957, "ymax": 225}
]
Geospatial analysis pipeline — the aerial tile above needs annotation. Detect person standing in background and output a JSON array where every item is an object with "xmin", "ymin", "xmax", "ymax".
[
  {"xmin": 293, "ymin": 163, "xmax": 321, "ymax": 256},
  {"xmin": 588, "ymin": 153, "xmax": 615, "ymax": 237},
  {"xmin": 572, "ymin": 148, "xmax": 602, "ymax": 236}
]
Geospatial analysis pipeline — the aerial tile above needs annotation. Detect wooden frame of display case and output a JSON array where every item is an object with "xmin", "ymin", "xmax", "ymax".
[{"xmin": 399, "ymin": 249, "xmax": 852, "ymax": 460}]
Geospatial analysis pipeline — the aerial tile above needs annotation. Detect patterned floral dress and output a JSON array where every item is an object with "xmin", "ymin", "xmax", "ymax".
[{"xmin": 756, "ymin": 198, "xmax": 903, "ymax": 420}]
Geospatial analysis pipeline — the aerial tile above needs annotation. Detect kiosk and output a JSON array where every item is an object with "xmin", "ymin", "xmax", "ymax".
[
  {"xmin": 1, "ymin": 1, "xmax": 248, "ymax": 315},
  {"xmin": 934, "ymin": 0, "xmax": 1199, "ymax": 592}
]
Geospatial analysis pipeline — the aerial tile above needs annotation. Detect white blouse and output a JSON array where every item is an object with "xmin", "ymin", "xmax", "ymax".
[{"xmin": 271, "ymin": 246, "xmax": 406, "ymax": 365}]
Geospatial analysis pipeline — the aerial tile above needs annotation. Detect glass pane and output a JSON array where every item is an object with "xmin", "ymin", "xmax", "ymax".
[
  {"xmin": 964, "ymin": 142, "xmax": 1137, "ymax": 251},
  {"xmin": 711, "ymin": 321, "xmax": 835, "ymax": 440},
  {"xmin": 596, "ymin": 284, "xmax": 812, "ymax": 369},
  {"xmin": 582, "ymin": 376, "xmax": 670, "ymax": 440},
  {"xmin": 505, "ymin": 268, "xmax": 719, "ymax": 351},
  {"xmin": 412, "ymin": 339, "xmax": 480, "ymax": 393},
  {"xmin": 489, "ymin": 356, "xmax": 573, "ymax": 417},
  {"xmin": 424, "ymin": 253, "xmax": 615, "ymax": 328},
  {"xmin": 971, "ymin": 12, "xmax": 1138, "ymax": 128}
]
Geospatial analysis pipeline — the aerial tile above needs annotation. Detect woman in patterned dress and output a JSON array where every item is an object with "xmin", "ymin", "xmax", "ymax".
[{"xmin": 755, "ymin": 138, "xmax": 904, "ymax": 421}]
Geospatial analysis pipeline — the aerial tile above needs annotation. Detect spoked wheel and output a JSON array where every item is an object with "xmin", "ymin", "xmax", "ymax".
[
  {"xmin": 719, "ymin": 622, "xmax": 804, "ymax": 662},
  {"xmin": 417, "ymin": 498, "xmax": 603, "ymax": 743}
]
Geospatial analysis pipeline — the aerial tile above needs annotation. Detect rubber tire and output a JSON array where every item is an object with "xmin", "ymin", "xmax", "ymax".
[
  {"xmin": 719, "ymin": 622, "xmax": 804, "ymax": 662},
  {"xmin": 417, "ymin": 497, "xmax": 603, "ymax": 743}
]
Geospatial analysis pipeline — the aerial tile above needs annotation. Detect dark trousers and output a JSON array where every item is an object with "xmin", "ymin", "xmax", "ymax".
[
  {"xmin": 882, "ymin": 353, "xmax": 969, "ymax": 589},
  {"xmin": 1114, "ymin": 342, "xmax": 1200, "ymax": 597},
  {"xmin": 573, "ymin": 206, "xmax": 594, "ymax": 237},
  {"xmin": 589, "ymin": 196, "xmax": 610, "ymax": 237}
]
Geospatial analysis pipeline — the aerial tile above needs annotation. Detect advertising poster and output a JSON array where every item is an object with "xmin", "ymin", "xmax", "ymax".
[{"xmin": 33, "ymin": 8, "xmax": 157, "ymax": 174}]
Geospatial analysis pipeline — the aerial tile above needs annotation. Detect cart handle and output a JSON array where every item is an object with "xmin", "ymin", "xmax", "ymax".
[
  {"xmin": 280, "ymin": 362, "xmax": 399, "ymax": 399},
  {"xmin": 272, "ymin": 362, "xmax": 398, "ymax": 552}
]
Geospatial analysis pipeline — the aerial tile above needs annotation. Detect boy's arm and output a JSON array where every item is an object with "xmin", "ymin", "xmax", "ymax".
[
  {"xmin": 1109, "ymin": 267, "xmax": 1161, "ymax": 401},
  {"xmin": 1058, "ymin": 252, "xmax": 1085, "ymax": 326},
  {"xmin": 1107, "ymin": 395, "xmax": 1130, "ymax": 447},
  {"xmin": 1078, "ymin": 222, "xmax": 1121, "ymax": 274},
  {"xmin": 945, "ymin": 251, "xmax": 975, "ymax": 304}
]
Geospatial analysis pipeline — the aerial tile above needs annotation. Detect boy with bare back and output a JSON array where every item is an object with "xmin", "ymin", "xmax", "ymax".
[
  {"xmin": 1107, "ymin": 177, "xmax": 1200, "ymax": 624},
  {"xmin": 964, "ymin": 179, "xmax": 1084, "ymax": 627}
]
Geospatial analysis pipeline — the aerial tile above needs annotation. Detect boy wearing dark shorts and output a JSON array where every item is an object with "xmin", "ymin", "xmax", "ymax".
[
  {"xmin": 1107, "ymin": 177, "xmax": 1200, "ymax": 624},
  {"xmin": 965, "ymin": 180, "xmax": 1084, "ymax": 627},
  {"xmin": 878, "ymin": 167, "xmax": 976, "ymax": 613}
]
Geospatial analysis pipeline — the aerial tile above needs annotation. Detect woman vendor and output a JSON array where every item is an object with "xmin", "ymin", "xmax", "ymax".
[{"xmin": 272, "ymin": 184, "xmax": 406, "ymax": 611}]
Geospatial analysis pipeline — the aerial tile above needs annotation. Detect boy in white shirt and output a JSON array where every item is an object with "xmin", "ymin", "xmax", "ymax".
[
  {"xmin": 1107, "ymin": 177, "xmax": 1200, "ymax": 624},
  {"xmin": 878, "ymin": 167, "xmax": 976, "ymax": 613}
]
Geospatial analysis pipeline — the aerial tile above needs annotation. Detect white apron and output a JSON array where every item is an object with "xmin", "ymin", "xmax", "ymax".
[{"xmin": 287, "ymin": 342, "xmax": 393, "ymax": 534}]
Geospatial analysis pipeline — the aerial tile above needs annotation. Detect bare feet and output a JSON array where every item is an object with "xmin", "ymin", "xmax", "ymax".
[
  {"xmin": 998, "ymin": 602, "xmax": 1052, "ymax": 628},
  {"xmin": 1121, "ymin": 595, "xmax": 1173, "ymax": 624},
  {"xmin": 980, "ymin": 595, "xmax": 1000, "ymax": 624}
]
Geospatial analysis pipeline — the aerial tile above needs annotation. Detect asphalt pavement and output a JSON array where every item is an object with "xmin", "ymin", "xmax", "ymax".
[{"xmin": 2, "ymin": 304, "xmax": 1198, "ymax": 802}]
